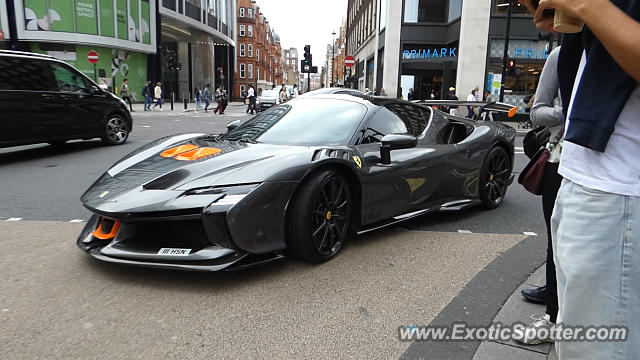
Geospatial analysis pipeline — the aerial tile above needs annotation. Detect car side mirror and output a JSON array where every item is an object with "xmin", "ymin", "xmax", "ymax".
[
  {"xmin": 226, "ymin": 120, "xmax": 241, "ymax": 132},
  {"xmin": 380, "ymin": 134, "xmax": 417, "ymax": 165}
]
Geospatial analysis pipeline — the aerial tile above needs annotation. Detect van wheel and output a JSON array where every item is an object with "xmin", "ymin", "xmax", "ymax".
[{"xmin": 102, "ymin": 115, "xmax": 129, "ymax": 145}]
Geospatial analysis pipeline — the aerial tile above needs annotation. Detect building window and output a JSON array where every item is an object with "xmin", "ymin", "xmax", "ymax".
[
  {"xmin": 248, "ymin": 8, "xmax": 253, "ymax": 18},
  {"xmin": 257, "ymin": 67, "xmax": 260, "ymax": 80},
  {"xmin": 240, "ymin": 85, "xmax": 246, "ymax": 96},
  {"xmin": 248, "ymin": 25, "xmax": 253, "ymax": 37},
  {"xmin": 248, "ymin": 64, "xmax": 253, "ymax": 79},
  {"xmin": 240, "ymin": 25, "xmax": 245, "ymax": 36},
  {"xmin": 248, "ymin": 44, "xmax": 253, "ymax": 58},
  {"xmin": 240, "ymin": 43, "xmax": 245, "ymax": 57},
  {"xmin": 404, "ymin": 0, "xmax": 448, "ymax": 23},
  {"xmin": 239, "ymin": 7, "xmax": 245, "ymax": 17},
  {"xmin": 240, "ymin": 63, "xmax": 246, "ymax": 78},
  {"xmin": 256, "ymin": 49, "xmax": 260, "ymax": 61}
]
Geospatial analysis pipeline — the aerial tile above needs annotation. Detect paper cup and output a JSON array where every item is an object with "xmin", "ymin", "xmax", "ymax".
[{"xmin": 554, "ymin": 11, "xmax": 584, "ymax": 33}]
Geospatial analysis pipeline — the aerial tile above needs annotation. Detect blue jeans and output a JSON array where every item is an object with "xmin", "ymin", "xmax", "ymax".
[
  {"xmin": 143, "ymin": 95, "xmax": 151, "ymax": 110},
  {"xmin": 195, "ymin": 99, "xmax": 202, "ymax": 111},
  {"xmin": 551, "ymin": 179, "xmax": 640, "ymax": 359}
]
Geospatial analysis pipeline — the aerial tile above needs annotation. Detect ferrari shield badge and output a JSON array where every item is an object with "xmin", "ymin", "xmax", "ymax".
[
  {"xmin": 98, "ymin": 191, "xmax": 109, "ymax": 198},
  {"xmin": 352, "ymin": 155, "xmax": 362, "ymax": 168}
]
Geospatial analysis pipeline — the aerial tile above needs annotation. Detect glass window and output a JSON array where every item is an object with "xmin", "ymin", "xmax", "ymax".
[
  {"xmin": 256, "ymin": 49, "xmax": 260, "ymax": 60},
  {"xmin": 240, "ymin": 63, "xmax": 245, "ymax": 78},
  {"xmin": 248, "ymin": 8, "xmax": 253, "ymax": 18},
  {"xmin": 220, "ymin": 0, "xmax": 227, "ymax": 24},
  {"xmin": 239, "ymin": 7, "xmax": 244, "ymax": 17},
  {"xmin": 360, "ymin": 107, "xmax": 409, "ymax": 144},
  {"xmin": 385, "ymin": 103, "xmax": 430, "ymax": 135},
  {"xmin": 240, "ymin": 43, "xmax": 245, "ymax": 56},
  {"xmin": 248, "ymin": 64, "xmax": 253, "ymax": 78},
  {"xmin": 448, "ymin": 0, "xmax": 462, "ymax": 21},
  {"xmin": 51, "ymin": 63, "xmax": 90, "ymax": 93},
  {"xmin": 240, "ymin": 25, "xmax": 245, "ymax": 36},
  {"xmin": 221, "ymin": 99, "xmax": 367, "ymax": 146},
  {"xmin": 0, "ymin": 58, "xmax": 56, "ymax": 91},
  {"xmin": 404, "ymin": 0, "xmax": 448, "ymax": 23},
  {"xmin": 248, "ymin": 44, "xmax": 253, "ymax": 57},
  {"xmin": 257, "ymin": 67, "xmax": 260, "ymax": 80},
  {"xmin": 240, "ymin": 85, "xmax": 246, "ymax": 95},
  {"xmin": 379, "ymin": 0, "xmax": 387, "ymax": 31},
  {"xmin": 248, "ymin": 25, "xmax": 253, "ymax": 37}
]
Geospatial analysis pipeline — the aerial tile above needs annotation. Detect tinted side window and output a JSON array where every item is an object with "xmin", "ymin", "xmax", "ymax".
[
  {"xmin": 0, "ymin": 57, "xmax": 56, "ymax": 91},
  {"xmin": 360, "ymin": 107, "xmax": 409, "ymax": 144},
  {"xmin": 50, "ymin": 63, "xmax": 90, "ymax": 93}
]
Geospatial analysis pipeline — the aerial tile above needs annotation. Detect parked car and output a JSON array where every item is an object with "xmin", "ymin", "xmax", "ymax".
[
  {"xmin": 299, "ymin": 87, "xmax": 366, "ymax": 98},
  {"xmin": 0, "ymin": 50, "xmax": 132, "ymax": 149},
  {"xmin": 256, "ymin": 89, "xmax": 280, "ymax": 111}
]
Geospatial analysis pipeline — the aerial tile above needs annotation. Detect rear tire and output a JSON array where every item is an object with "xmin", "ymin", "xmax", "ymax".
[
  {"xmin": 101, "ymin": 115, "xmax": 129, "ymax": 145},
  {"xmin": 287, "ymin": 169, "xmax": 352, "ymax": 262},
  {"xmin": 479, "ymin": 147, "xmax": 511, "ymax": 209}
]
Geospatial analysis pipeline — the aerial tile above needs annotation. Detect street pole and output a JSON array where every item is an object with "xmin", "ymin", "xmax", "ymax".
[
  {"xmin": 332, "ymin": 30, "xmax": 336, "ymax": 86},
  {"xmin": 499, "ymin": 0, "xmax": 513, "ymax": 102}
]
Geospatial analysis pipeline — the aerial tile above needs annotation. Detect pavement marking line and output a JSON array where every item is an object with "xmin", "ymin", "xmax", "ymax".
[
  {"xmin": 69, "ymin": 219, "xmax": 85, "ymax": 223},
  {"xmin": 458, "ymin": 229, "xmax": 473, "ymax": 234},
  {"xmin": 6, "ymin": 218, "xmax": 22, "ymax": 221},
  {"xmin": 515, "ymin": 147, "xmax": 524, "ymax": 151},
  {"xmin": 140, "ymin": 125, "xmax": 151, "ymax": 128},
  {"xmin": 523, "ymin": 231, "xmax": 538, "ymax": 236},
  {"xmin": 0, "ymin": 221, "xmax": 527, "ymax": 360}
]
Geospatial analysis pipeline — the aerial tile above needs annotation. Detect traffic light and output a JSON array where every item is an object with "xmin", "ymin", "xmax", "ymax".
[
  {"xmin": 507, "ymin": 59, "xmax": 516, "ymax": 74},
  {"xmin": 302, "ymin": 45, "xmax": 312, "ymax": 73}
]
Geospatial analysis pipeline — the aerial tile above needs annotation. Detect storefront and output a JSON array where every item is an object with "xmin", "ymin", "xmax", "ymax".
[
  {"xmin": 400, "ymin": 42, "xmax": 458, "ymax": 100},
  {"xmin": 0, "ymin": 0, "xmax": 9, "ymax": 48},
  {"xmin": 485, "ymin": 39, "xmax": 556, "ymax": 113}
]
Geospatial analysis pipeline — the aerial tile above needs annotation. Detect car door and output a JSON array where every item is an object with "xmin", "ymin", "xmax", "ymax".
[
  {"xmin": 0, "ymin": 56, "xmax": 60, "ymax": 146},
  {"xmin": 49, "ymin": 62, "xmax": 106, "ymax": 138},
  {"xmin": 355, "ymin": 105, "xmax": 436, "ymax": 225}
]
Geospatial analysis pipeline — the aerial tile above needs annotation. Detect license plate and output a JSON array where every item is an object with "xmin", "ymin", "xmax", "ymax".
[
  {"xmin": 263, "ymin": 103, "xmax": 272, "ymax": 107},
  {"xmin": 158, "ymin": 248, "xmax": 191, "ymax": 256}
]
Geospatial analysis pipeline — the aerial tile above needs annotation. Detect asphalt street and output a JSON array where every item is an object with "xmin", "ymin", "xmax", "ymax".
[{"xmin": 0, "ymin": 105, "xmax": 547, "ymax": 359}]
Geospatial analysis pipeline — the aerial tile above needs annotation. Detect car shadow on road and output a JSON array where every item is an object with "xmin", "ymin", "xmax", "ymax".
[
  {"xmin": 80, "ymin": 227, "xmax": 403, "ymax": 290},
  {"xmin": 0, "ymin": 141, "xmax": 106, "ymax": 165}
]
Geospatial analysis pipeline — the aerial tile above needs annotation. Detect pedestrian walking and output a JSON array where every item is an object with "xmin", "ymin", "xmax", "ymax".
[
  {"xmin": 520, "ymin": 0, "xmax": 640, "ymax": 358},
  {"xmin": 121, "ymin": 79, "xmax": 134, "ymax": 112},
  {"xmin": 141, "ymin": 81, "xmax": 152, "ymax": 111},
  {"xmin": 279, "ymin": 84, "xmax": 288, "ymax": 104},
  {"xmin": 194, "ymin": 86, "xmax": 202, "ymax": 112},
  {"xmin": 214, "ymin": 85, "xmax": 226, "ymax": 115},
  {"xmin": 466, "ymin": 87, "xmax": 479, "ymax": 118},
  {"xmin": 408, "ymin": 88, "xmax": 415, "ymax": 101},
  {"xmin": 445, "ymin": 87, "xmax": 458, "ymax": 115},
  {"xmin": 153, "ymin": 82, "xmax": 163, "ymax": 110},
  {"xmin": 203, "ymin": 84, "xmax": 211, "ymax": 112},
  {"xmin": 293, "ymin": 84, "xmax": 299, "ymax": 97},
  {"xmin": 246, "ymin": 85, "xmax": 256, "ymax": 114}
]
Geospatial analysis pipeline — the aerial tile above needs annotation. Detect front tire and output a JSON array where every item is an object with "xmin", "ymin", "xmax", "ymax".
[
  {"xmin": 479, "ymin": 147, "xmax": 511, "ymax": 209},
  {"xmin": 101, "ymin": 115, "xmax": 129, "ymax": 145},
  {"xmin": 287, "ymin": 169, "xmax": 352, "ymax": 262}
]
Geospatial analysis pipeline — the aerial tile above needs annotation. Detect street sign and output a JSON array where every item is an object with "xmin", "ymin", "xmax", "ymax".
[
  {"xmin": 304, "ymin": 64, "xmax": 310, "ymax": 72},
  {"xmin": 345, "ymin": 55, "xmax": 355, "ymax": 68},
  {"xmin": 87, "ymin": 50, "xmax": 99, "ymax": 64}
]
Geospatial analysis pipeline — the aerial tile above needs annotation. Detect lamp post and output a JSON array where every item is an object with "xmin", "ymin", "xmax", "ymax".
[
  {"xmin": 332, "ymin": 30, "xmax": 336, "ymax": 86},
  {"xmin": 497, "ymin": 0, "xmax": 513, "ymax": 102}
]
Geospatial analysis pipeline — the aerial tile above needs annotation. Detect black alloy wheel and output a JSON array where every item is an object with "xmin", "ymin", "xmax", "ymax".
[
  {"xmin": 287, "ymin": 169, "xmax": 352, "ymax": 262},
  {"xmin": 480, "ymin": 147, "xmax": 510, "ymax": 209},
  {"xmin": 102, "ymin": 115, "xmax": 129, "ymax": 145}
]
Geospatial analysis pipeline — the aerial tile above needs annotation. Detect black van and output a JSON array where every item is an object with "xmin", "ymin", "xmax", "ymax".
[{"xmin": 0, "ymin": 50, "xmax": 132, "ymax": 148}]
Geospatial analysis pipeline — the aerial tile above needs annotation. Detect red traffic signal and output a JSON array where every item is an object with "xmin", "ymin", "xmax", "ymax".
[{"xmin": 508, "ymin": 59, "xmax": 516, "ymax": 69}]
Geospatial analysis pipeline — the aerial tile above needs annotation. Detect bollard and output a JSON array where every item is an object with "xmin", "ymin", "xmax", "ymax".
[
  {"xmin": 184, "ymin": 98, "xmax": 188, "ymax": 110},
  {"xmin": 170, "ymin": 92, "xmax": 174, "ymax": 110}
]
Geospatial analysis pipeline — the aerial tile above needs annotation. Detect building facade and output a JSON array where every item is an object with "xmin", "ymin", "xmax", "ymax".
[
  {"xmin": 2, "ymin": 0, "xmax": 236, "ymax": 102},
  {"xmin": 234, "ymin": 0, "xmax": 284, "ymax": 100},
  {"xmin": 157, "ymin": 0, "xmax": 236, "ymax": 101},
  {"xmin": 282, "ymin": 47, "xmax": 299, "ymax": 87},
  {"xmin": 345, "ymin": 0, "xmax": 552, "ymax": 114}
]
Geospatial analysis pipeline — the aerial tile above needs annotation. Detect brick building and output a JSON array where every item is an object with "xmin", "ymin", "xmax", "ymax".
[
  {"xmin": 282, "ymin": 47, "xmax": 300, "ymax": 87},
  {"xmin": 234, "ymin": 0, "xmax": 284, "ymax": 100}
]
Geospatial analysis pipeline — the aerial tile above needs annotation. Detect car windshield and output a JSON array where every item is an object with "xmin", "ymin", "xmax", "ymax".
[{"xmin": 221, "ymin": 99, "xmax": 367, "ymax": 146}]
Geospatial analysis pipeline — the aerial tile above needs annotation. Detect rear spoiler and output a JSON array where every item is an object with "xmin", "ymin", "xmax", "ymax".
[{"xmin": 412, "ymin": 100, "xmax": 519, "ymax": 118}]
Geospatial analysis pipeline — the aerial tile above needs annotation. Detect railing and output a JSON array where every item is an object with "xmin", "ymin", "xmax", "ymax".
[
  {"xmin": 162, "ymin": 0, "xmax": 176, "ymax": 11},
  {"xmin": 208, "ymin": 14, "xmax": 218, "ymax": 30},
  {"xmin": 185, "ymin": 2, "xmax": 201, "ymax": 21}
]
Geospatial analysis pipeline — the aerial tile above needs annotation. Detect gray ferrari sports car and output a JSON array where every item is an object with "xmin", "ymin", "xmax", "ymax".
[{"xmin": 77, "ymin": 95, "xmax": 516, "ymax": 271}]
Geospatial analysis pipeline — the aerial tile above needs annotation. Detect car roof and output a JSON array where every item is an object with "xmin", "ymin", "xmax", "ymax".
[
  {"xmin": 0, "ymin": 50, "xmax": 56, "ymax": 60},
  {"xmin": 290, "ymin": 93, "xmax": 424, "ymax": 109}
]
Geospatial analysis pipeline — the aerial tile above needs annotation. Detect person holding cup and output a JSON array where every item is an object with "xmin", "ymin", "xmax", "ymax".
[{"xmin": 519, "ymin": 0, "xmax": 640, "ymax": 359}]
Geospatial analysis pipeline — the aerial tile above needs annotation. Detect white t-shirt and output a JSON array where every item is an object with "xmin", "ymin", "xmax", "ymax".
[
  {"xmin": 559, "ymin": 52, "xmax": 640, "ymax": 197},
  {"xmin": 467, "ymin": 93, "xmax": 476, "ymax": 102},
  {"xmin": 248, "ymin": 87, "xmax": 255, "ymax": 97}
]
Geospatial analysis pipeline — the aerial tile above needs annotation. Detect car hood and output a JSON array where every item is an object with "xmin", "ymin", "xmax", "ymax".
[{"xmin": 81, "ymin": 133, "xmax": 319, "ymax": 214}]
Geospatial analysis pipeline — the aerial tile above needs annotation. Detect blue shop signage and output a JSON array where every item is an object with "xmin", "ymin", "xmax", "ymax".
[
  {"xmin": 511, "ymin": 48, "xmax": 549, "ymax": 59},
  {"xmin": 403, "ymin": 47, "xmax": 457, "ymax": 60}
]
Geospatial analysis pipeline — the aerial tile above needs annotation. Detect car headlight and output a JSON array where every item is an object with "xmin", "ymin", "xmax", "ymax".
[{"xmin": 182, "ymin": 183, "xmax": 260, "ymax": 205}]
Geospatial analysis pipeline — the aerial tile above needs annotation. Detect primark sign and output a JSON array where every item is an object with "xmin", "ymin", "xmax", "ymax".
[{"xmin": 403, "ymin": 47, "xmax": 457, "ymax": 60}]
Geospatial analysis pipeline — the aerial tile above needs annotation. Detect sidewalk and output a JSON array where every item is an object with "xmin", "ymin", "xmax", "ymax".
[
  {"xmin": 128, "ymin": 101, "xmax": 246, "ymax": 113},
  {"xmin": 472, "ymin": 265, "xmax": 557, "ymax": 360}
]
